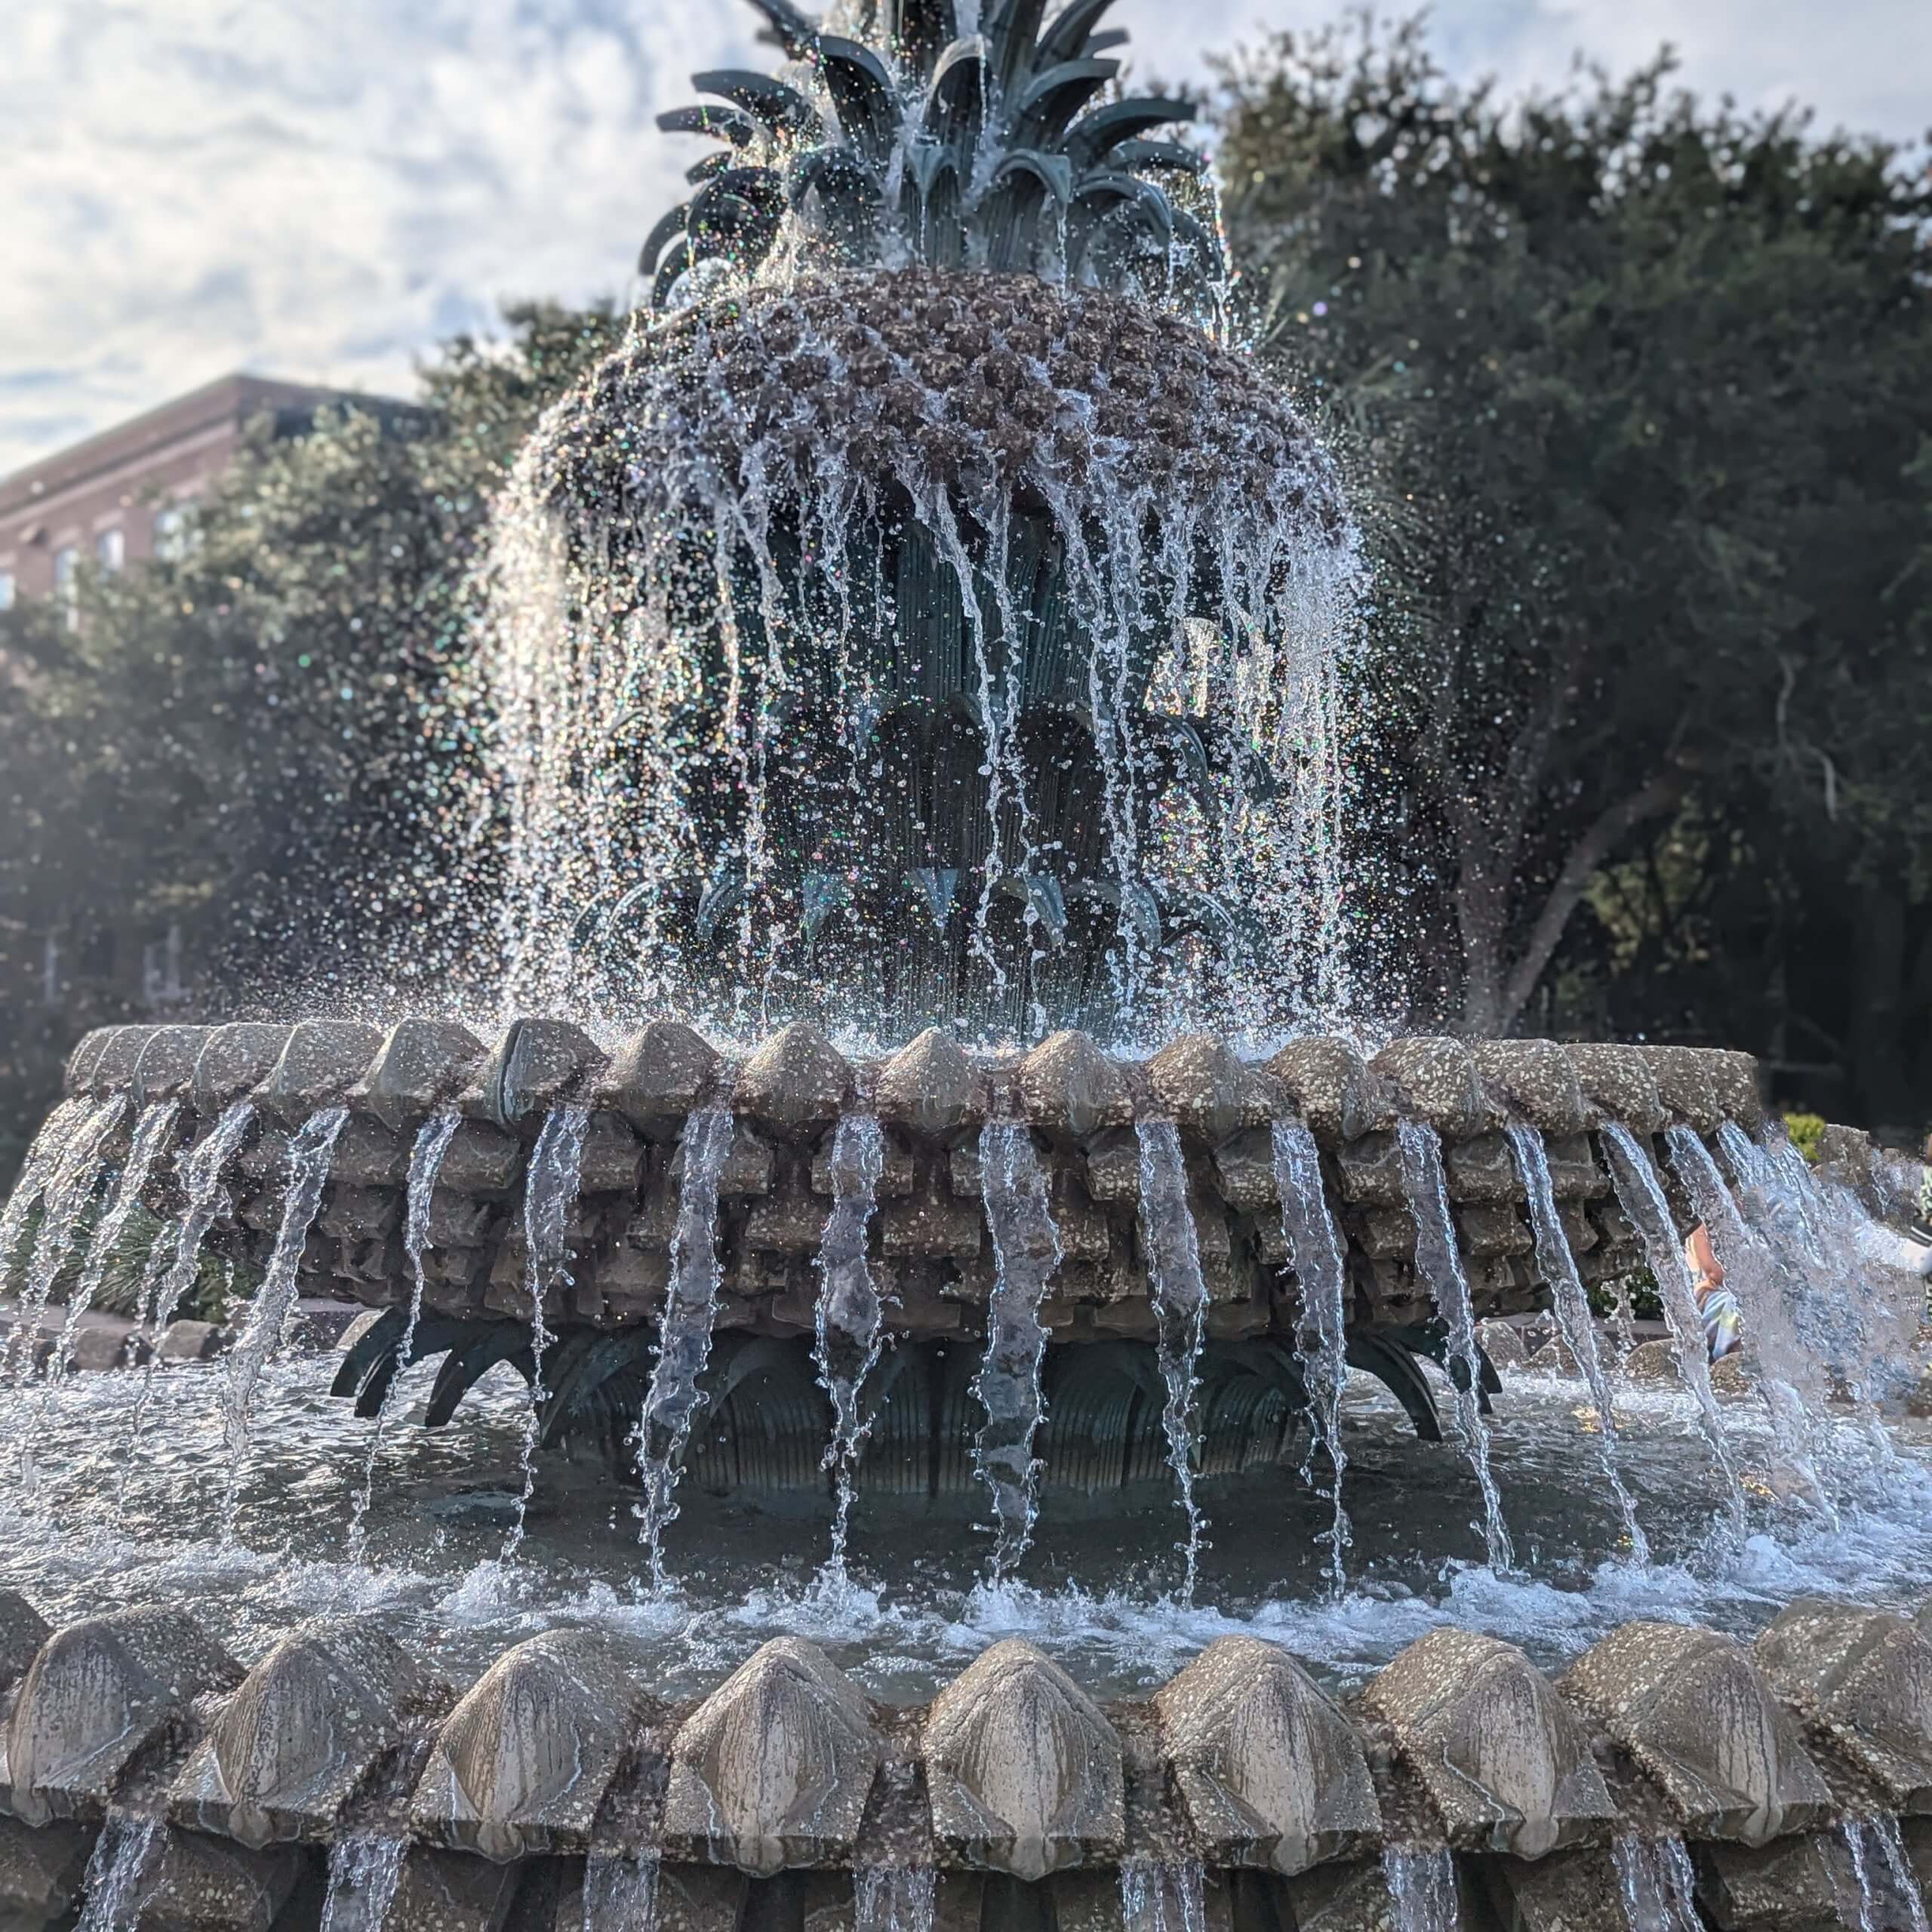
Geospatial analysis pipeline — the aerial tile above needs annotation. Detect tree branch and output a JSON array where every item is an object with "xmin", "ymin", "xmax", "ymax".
[{"xmin": 1497, "ymin": 768, "xmax": 1688, "ymax": 1032}]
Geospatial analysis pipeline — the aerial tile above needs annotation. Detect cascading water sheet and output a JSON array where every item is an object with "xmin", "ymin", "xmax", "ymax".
[
  {"xmin": 18, "ymin": 1097, "xmax": 181, "ymax": 1494},
  {"xmin": 1382, "ymin": 1847, "xmax": 1460, "ymax": 1932},
  {"xmin": 48, "ymin": 1099, "xmax": 181, "ymax": 1389},
  {"xmin": 319, "ymin": 1831, "xmax": 408, "ymax": 1932},
  {"xmin": 75, "ymin": 1807, "xmax": 161, "ymax": 1932},
  {"xmin": 6, "ymin": 1094, "xmax": 128, "ymax": 1388},
  {"xmin": 1121, "ymin": 1857, "xmax": 1209, "ymax": 1932},
  {"xmin": 1668, "ymin": 1124, "xmax": 1833, "ymax": 1515},
  {"xmin": 1718, "ymin": 1121, "xmax": 1919, "ymax": 1412},
  {"xmin": 1611, "ymin": 1835, "xmax": 1702, "ymax": 1932},
  {"xmin": 0, "ymin": 1095, "xmax": 88, "ymax": 1300},
  {"xmin": 855, "ymin": 1866, "xmax": 935, "ymax": 1932},
  {"xmin": 581, "ymin": 1849, "xmax": 661, "ymax": 1932}
]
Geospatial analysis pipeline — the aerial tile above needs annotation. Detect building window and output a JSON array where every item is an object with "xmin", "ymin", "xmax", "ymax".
[
  {"xmin": 96, "ymin": 527, "xmax": 125, "ymax": 573},
  {"xmin": 153, "ymin": 506, "xmax": 189, "ymax": 561},
  {"xmin": 53, "ymin": 546, "xmax": 79, "ymax": 626},
  {"xmin": 0, "ymin": 570, "xmax": 14, "ymax": 611}
]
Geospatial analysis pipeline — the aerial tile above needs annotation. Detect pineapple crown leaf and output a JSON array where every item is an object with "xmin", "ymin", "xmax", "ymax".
[{"xmin": 640, "ymin": 0, "xmax": 1221, "ymax": 310}]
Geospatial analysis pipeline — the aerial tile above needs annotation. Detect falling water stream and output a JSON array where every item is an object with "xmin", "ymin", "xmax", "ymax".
[
  {"xmin": 319, "ymin": 1830, "xmax": 408, "ymax": 1932},
  {"xmin": 349, "ymin": 1112, "xmax": 461, "ymax": 1565},
  {"xmin": 813, "ymin": 1113, "xmax": 888, "ymax": 1591},
  {"xmin": 972, "ymin": 1119, "xmax": 1062, "ymax": 1578},
  {"xmin": 855, "ymin": 1865, "xmax": 936, "ymax": 1932},
  {"xmin": 76, "ymin": 1807, "xmax": 162, "ymax": 1932},
  {"xmin": 1383, "ymin": 1847, "xmax": 1460, "ymax": 1932},
  {"xmin": 507, "ymin": 1104, "xmax": 590, "ymax": 1561},
  {"xmin": 1120, "ymin": 1857, "xmax": 1208, "ymax": 1931},
  {"xmin": 1506, "ymin": 1123, "xmax": 1647, "ymax": 1564},
  {"xmin": 1611, "ymin": 1834, "xmax": 1701, "ymax": 1932},
  {"xmin": 634, "ymin": 1108, "xmax": 734, "ymax": 1585},
  {"xmin": 1395, "ymin": 1121, "xmax": 1513, "ymax": 1574},
  {"xmin": 1867, "ymin": 1814, "xmax": 1932, "ymax": 1932},
  {"xmin": 581, "ymin": 1848, "xmax": 661, "ymax": 1932},
  {"xmin": 1270, "ymin": 1118, "xmax": 1352, "ymax": 1590},
  {"xmin": 1135, "ymin": 1120, "xmax": 1211, "ymax": 1601},
  {"xmin": 1842, "ymin": 1820, "xmax": 1881, "ymax": 1932},
  {"xmin": 1600, "ymin": 1122, "xmax": 1746, "ymax": 1534},
  {"xmin": 220, "ymin": 1107, "xmax": 349, "ymax": 1539}
]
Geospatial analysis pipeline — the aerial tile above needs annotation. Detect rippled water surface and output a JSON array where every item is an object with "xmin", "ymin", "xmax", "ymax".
[{"xmin": 3, "ymin": 1353, "xmax": 1929, "ymax": 1700}]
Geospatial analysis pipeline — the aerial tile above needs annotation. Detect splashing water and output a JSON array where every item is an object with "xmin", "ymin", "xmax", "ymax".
[
  {"xmin": 1668, "ymin": 1125, "xmax": 1834, "ymax": 1517},
  {"xmin": 1383, "ymin": 1847, "xmax": 1459, "ymax": 1932},
  {"xmin": 6, "ymin": 1094, "xmax": 128, "ymax": 1388},
  {"xmin": 972, "ymin": 1120, "xmax": 1062, "ymax": 1580},
  {"xmin": 1271, "ymin": 1118, "xmax": 1352, "ymax": 1591},
  {"xmin": 855, "ymin": 1866, "xmax": 936, "ymax": 1932},
  {"xmin": 1395, "ymin": 1122, "xmax": 1513, "ymax": 1574},
  {"xmin": 1121, "ymin": 1858, "xmax": 1208, "ymax": 1932},
  {"xmin": 633, "ymin": 1109, "xmax": 734, "ymax": 1586},
  {"xmin": 1600, "ymin": 1122, "xmax": 1745, "ymax": 1535},
  {"xmin": 220, "ymin": 1108, "xmax": 349, "ymax": 1540},
  {"xmin": 116, "ymin": 1098, "xmax": 257, "ymax": 1518},
  {"xmin": 76, "ymin": 1807, "xmax": 162, "ymax": 1932},
  {"xmin": 1136, "ymin": 1120, "xmax": 1212, "ymax": 1601},
  {"xmin": 1506, "ymin": 1123, "xmax": 1647, "ymax": 1564},
  {"xmin": 1611, "ymin": 1834, "xmax": 1701, "ymax": 1932},
  {"xmin": 320, "ymin": 1830, "xmax": 408, "ymax": 1932},
  {"xmin": 582, "ymin": 1849, "xmax": 660, "ymax": 1932},
  {"xmin": 1868, "ymin": 1813, "xmax": 1932, "ymax": 1932},
  {"xmin": 813, "ymin": 1113, "xmax": 888, "ymax": 1592},
  {"xmin": 506, "ymin": 1105, "xmax": 590, "ymax": 1561},
  {"xmin": 349, "ymin": 1112, "xmax": 461, "ymax": 1565}
]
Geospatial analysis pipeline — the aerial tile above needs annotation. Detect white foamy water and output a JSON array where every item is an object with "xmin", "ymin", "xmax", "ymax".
[{"xmin": 6, "ymin": 1345, "xmax": 1930, "ymax": 1702}]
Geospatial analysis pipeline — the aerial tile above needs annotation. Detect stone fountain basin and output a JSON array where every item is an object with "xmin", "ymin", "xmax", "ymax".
[
  {"xmin": 0, "ymin": 1583, "xmax": 1924, "ymax": 1930},
  {"xmin": 60, "ymin": 1020, "xmax": 1764, "ymax": 1349}
]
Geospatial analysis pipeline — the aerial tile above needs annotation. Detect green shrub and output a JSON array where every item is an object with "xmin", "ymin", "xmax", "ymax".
[{"xmin": 1783, "ymin": 1112, "xmax": 1827, "ymax": 1164}]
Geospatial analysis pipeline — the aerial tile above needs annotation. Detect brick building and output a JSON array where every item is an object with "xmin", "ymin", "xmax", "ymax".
[{"xmin": 0, "ymin": 372, "xmax": 408, "ymax": 612}]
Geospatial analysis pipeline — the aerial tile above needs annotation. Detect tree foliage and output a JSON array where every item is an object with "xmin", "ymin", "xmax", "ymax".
[
  {"xmin": 0, "ymin": 304, "xmax": 622, "ymax": 1176},
  {"xmin": 1217, "ymin": 18, "xmax": 1932, "ymax": 1124},
  {"xmin": 4, "ymin": 17, "xmax": 1931, "ymax": 1192}
]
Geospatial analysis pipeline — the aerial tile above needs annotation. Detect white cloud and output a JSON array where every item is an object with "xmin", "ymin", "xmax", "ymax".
[{"xmin": 2, "ymin": 0, "xmax": 1924, "ymax": 475}]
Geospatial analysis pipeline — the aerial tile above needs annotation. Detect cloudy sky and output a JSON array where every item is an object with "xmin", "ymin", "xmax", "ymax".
[{"xmin": 4, "ymin": 0, "xmax": 1926, "ymax": 478}]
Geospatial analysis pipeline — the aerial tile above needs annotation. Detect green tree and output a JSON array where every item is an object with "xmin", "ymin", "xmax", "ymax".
[
  {"xmin": 1217, "ymin": 19, "xmax": 1932, "ymax": 1097},
  {"xmin": 0, "ymin": 303, "xmax": 621, "ymax": 1182}
]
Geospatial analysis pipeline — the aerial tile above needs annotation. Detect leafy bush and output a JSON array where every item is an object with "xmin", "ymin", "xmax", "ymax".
[{"xmin": 1783, "ymin": 1112, "xmax": 1827, "ymax": 1164}]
